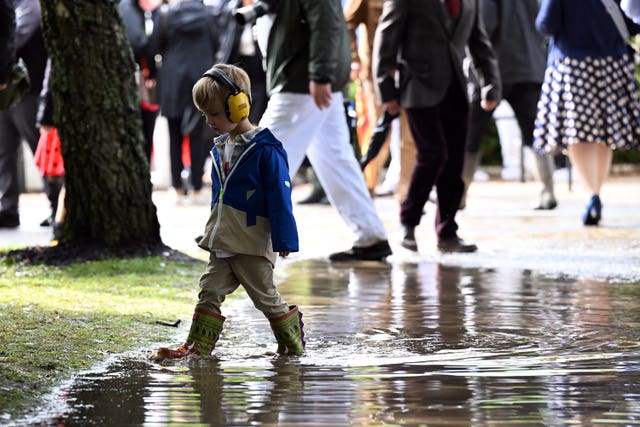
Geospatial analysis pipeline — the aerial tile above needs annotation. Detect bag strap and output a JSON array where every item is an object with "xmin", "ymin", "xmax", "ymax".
[{"xmin": 601, "ymin": 0, "xmax": 631, "ymax": 42}]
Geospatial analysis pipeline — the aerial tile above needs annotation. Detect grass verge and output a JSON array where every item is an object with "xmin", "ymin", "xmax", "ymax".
[{"xmin": 0, "ymin": 254, "xmax": 206, "ymax": 422}]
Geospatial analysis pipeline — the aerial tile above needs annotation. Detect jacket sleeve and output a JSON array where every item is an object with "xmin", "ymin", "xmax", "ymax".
[
  {"xmin": 0, "ymin": 0, "xmax": 15, "ymax": 85},
  {"xmin": 467, "ymin": 0, "xmax": 502, "ymax": 103},
  {"xmin": 482, "ymin": 0, "xmax": 499, "ymax": 42},
  {"xmin": 622, "ymin": 2, "xmax": 640, "ymax": 35},
  {"xmin": 119, "ymin": 1, "xmax": 149, "ymax": 60},
  {"xmin": 372, "ymin": 0, "xmax": 407, "ymax": 104},
  {"xmin": 14, "ymin": 0, "xmax": 40, "ymax": 51},
  {"xmin": 536, "ymin": 0, "xmax": 563, "ymax": 37},
  {"xmin": 301, "ymin": 0, "xmax": 344, "ymax": 83},
  {"xmin": 262, "ymin": 145, "xmax": 299, "ymax": 253}
]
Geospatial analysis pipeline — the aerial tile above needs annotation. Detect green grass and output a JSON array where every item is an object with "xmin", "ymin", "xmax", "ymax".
[{"xmin": 0, "ymin": 255, "xmax": 207, "ymax": 420}]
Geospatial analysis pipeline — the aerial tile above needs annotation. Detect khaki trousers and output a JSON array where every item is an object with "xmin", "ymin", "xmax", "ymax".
[{"xmin": 197, "ymin": 253, "xmax": 289, "ymax": 319}]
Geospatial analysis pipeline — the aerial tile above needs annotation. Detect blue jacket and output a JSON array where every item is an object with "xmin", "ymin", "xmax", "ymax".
[
  {"xmin": 198, "ymin": 128, "xmax": 299, "ymax": 266},
  {"xmin": 536, "ymin": 0, "xmax": 640, "ymax": 64}
]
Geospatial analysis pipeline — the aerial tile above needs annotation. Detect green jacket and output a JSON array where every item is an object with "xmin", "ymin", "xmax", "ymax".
[{"xmin": 263, "ymin": 0, "xmax": 351, "ymax": 95}]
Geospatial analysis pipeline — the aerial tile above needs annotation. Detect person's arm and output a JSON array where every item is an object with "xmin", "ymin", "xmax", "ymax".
[
  {"xmin": 372, "ymin": 0, "xmax": 407, "ymax": 115},
  {"xmin": 14, "ymin": 0, "xmax": 40, "ymax": 50},
  {"xmin": 302, "ymin": 0, "xmax": 345, "ymax": 108},
  {"xmin": 467, "ymin": 2, "xmax": 501, "ymax": 111},
  {"xmin": 119, "ymin": 1, "xmax": 149, "ymax": 59},
  {"xmin": 0, "ymin": 0, "xmax": 16, "ymax": 88},
  {"xmin": 536, "ymin": 0, "xmax": 563, "ymax": 37},
  {"xmin": 621, "ymin": 0, "xmax": 640, "ymax": 35},
  {"xmin": 621, "ymin": 0, "xmax": 640, "ymax": 24}
]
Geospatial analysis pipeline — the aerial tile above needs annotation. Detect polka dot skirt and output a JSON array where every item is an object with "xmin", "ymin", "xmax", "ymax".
[{"xmin": 534, "ymin": 54, "xmax": 640, "ymax": 154}]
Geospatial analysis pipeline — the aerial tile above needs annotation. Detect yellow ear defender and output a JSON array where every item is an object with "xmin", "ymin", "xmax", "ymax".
[{"xmin": 202, "ymin": 67, "xmax": 251, "ymax": 123}]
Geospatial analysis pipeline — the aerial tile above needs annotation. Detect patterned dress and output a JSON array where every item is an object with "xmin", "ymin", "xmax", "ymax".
[{"xmin": 534, "ymin": 53, "xmax": 640, "ymax": 154}]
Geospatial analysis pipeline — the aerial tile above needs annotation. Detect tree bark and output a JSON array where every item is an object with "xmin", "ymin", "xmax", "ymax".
[{"xmin": 39, "ymin": 0, "xmax": 161, "ymax": 246}]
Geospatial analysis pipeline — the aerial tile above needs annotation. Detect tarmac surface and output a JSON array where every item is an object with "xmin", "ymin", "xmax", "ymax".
[{"xmin": 2, "ymin": 173, "xmax": 639, "ymax": 282}]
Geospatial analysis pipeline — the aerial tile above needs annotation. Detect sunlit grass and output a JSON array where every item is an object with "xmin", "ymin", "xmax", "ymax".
[{"xmin": 0, "ymin": 255, "xmax": 207, "ymax": 420}]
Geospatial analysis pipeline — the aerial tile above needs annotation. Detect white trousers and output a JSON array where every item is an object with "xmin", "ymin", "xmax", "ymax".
[{"xmin": 260, "ymin": 92, "xmax": 388, "ymax": 247}]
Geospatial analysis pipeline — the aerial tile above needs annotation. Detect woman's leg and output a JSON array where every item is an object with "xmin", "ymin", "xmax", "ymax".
[
  {"xmin": 568, "ymin": 142, "xmax": 611, "ymax": 225},
  {"xmin": 568, "ymin": 142, "xmax": 611, "ymax": 196}
]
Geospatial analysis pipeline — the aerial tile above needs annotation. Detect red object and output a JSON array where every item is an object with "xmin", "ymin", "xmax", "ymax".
[
  {"xmin": 34, "ymin": 128, "xmax": 65, "ymax": 177},
  {"xmin": 445, "ymin": 0, "xmax": 461, "ymax": 19},
  {"xmin": 182, "ymin": 135, "xmax": 191, "ymax": 167}
]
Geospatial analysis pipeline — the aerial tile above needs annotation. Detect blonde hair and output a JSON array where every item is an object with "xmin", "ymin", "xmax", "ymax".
[{"xmin": 192, "ymin": 63, "xmax": 252, "ymax": 113}]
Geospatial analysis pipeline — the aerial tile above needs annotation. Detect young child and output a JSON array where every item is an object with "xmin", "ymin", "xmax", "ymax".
[{"xmin": 156, "ymin": 63, "xmax": 305, "ymax": 360}]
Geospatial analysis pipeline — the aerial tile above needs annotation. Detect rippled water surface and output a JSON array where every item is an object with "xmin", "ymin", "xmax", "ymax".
[{"xmin": 26, "ymin": 260, "xmax": 640, "ymax": 426}]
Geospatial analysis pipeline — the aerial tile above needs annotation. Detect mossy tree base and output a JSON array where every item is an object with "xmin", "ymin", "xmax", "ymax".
[{"xmin": 1, "ymin": 244, "xmax": 199, "ymax": 267}]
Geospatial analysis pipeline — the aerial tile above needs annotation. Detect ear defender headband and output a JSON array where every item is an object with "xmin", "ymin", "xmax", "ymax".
[{"xmin": 202, "ymin": 67, "xmax": 251, "ymax": 123}]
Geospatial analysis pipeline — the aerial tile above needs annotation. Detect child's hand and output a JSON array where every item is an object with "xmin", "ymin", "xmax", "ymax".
[{"xmin": 279, "ymin": 251, "xmax": 290, "ymax": 258}]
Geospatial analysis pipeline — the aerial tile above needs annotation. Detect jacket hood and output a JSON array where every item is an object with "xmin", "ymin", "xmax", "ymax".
[{"xmin": 169, "ymin": 1, "xmax": 212, "ymax": 34}]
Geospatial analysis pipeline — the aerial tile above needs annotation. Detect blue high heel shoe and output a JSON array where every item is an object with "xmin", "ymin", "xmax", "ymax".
[{"xmin": 582, "ymin": 195, "xmax": 602, "ymax": 226}]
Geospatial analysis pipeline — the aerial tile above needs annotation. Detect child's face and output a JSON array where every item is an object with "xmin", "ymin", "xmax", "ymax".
[{"xmin": 201, "ymin": 105, "xmax": 237, "ymax": 136}]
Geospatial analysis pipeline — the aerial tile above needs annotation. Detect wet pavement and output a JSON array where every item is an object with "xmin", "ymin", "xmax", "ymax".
[{"xmin": 4, "ymin": 175, "xmax": 640, "ymax": 426}]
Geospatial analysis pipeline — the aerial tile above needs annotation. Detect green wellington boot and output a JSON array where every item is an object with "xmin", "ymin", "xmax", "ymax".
[
  {"xmin": 155, "ymin": 308, "xmax": 225, "ymax": 360},
  {"xmin": 269, "ymin": 305, "xmax": 306, "ymax": 355}
]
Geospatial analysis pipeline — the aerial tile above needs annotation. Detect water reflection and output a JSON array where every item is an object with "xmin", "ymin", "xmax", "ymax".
[{"xmin": 27, "ymin": 260, "xmax": 640, "ymax": 426}]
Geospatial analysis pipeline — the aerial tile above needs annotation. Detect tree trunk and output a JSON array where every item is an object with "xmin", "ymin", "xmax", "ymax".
[{"xmin": 39, "ymin": 0, "xmax": 161, "ymax": 247}]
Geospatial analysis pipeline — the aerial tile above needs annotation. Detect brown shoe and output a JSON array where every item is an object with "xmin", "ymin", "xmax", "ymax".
[{"xmin": 437, "ymin": 237, "xmax": 477, "ymax": 253}]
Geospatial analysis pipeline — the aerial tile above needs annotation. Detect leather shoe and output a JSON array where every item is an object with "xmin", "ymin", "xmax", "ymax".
[
  {"xmin": 298, "ymin": 187, "xmax": 329, "ymax": 205},
  {"xmin": 0, "ymin": 212, "xmax": 19, "ymax": 228},
  {"xmin": 329, "ymin": 240, "xmax": 392, "ymax": 262},
  {"xmin": 401, "ymin": 226, "xmax": 417, "ymax": 251},
  {"xmin": 437, "ymin": 237, "xmax": 477, "ymax": 253}
]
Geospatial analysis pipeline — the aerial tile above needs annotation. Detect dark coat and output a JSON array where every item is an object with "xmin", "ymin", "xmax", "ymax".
[
  {"xmin": 148, "ymin": 0, "xmax": 219, "ymax": 119},
  {"xmin": 261, "ymin": 0, "xmax": 351, "ymax": 95},
  {"xmin": 372, "ymin": 0, "xmax": 501, "ymax": 108},
  {"xmin": 119, "ymin": 0, "xmax": 158, "ymax": 80},
  {"xmin": 13, "ymin": 0, "xmax": 47, "ymax": 97},
  {"xmin": 0, "ymin": 0, "xmax": 15, "ymax": 85},
  {"xmin": 482, "ymin": 0, "xmax": 546, "ymax": 84}
]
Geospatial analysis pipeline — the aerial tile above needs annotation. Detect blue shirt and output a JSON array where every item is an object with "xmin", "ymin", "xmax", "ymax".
[{"xmin": 536, "ymin": 0, "xmax": 640, "ymax": 64}]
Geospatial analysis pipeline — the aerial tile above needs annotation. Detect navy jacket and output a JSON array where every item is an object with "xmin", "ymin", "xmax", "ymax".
[{"xmin": 537, "ymin": 0, "xmax": 640, "ymax": 64}]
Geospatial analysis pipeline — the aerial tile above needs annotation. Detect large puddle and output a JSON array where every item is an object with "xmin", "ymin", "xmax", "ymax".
[{"xmin": 20, "ymin": 260, "xmax": 640, "ymax": 426}]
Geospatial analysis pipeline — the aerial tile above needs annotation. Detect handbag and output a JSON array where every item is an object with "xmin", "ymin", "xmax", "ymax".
[{"xmin": 0, "ymin": 58, "xmax": 30, "ymax": 112}]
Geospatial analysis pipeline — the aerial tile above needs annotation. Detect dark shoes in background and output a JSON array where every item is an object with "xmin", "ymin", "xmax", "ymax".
[
  {"xmin": 0, "ymin": 212, "xmax": 19, "ymax": 228},
  {"xmin": 401, "ymin": 226, "xmax": 418, "ymax": 251},
  {"xmin": 329, "ymin": 240, "xmax": 392, "ymax": 262},
  {"xmin": 437, "ymin": 237, "xmax": 477, "ymax": 253}
]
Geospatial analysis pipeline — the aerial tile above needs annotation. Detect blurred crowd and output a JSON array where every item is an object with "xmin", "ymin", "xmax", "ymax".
[{"xmin": 1, "ymin": 0, "xmax": 639, "ymax": 257}]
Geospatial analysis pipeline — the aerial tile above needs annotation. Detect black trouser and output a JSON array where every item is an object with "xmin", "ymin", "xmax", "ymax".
[
  {"xmin": 402, "ymin": 83, "xmax": 468, "ymax": 239},
  {"xmin": 0, "ymin": 92, "xmax": 54, "ymax": 216},
  {"xmin": 466, "ymin": 82, "xmax": 541, "ymax": 152},
  {"xmin": 141, "ymin": 107, "xmax": 159, "ymax": 161},
  {"xmin": 167, "ymin": 116, "xmax": 213, "ymax": 191}
]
